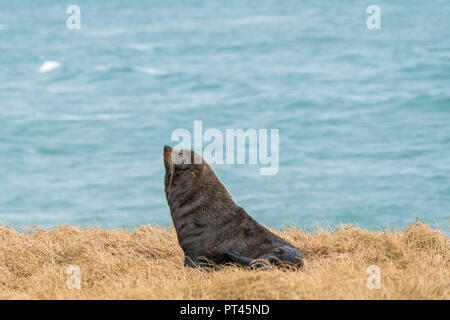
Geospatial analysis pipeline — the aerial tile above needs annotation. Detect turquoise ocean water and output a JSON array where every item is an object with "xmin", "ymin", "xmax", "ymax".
[{"xmin": 0, "ymin": 1, "xmax": 449, "ymax": 231}]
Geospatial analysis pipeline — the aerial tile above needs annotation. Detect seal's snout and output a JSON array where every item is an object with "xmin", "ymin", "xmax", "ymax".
[
  {"xmin": 163, "ymin": 145, "xmax": 174, "ymax": 172},
  {"xmin": 164, "ymin": 145, "xmax": 172, "ymax": 153}
]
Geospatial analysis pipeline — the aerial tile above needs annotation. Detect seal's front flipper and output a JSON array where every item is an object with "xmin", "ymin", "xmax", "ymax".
[
  {"xmin": 213, "ymin": 251, "xmax": 254, "ymax": 266},
  {"xmin": 217, "ymin": 247, "xmax": 304, "ymax": 269},
  {"xmin": 184, "ymin": 255, "xmax": 199, "ymax": 268},
  {"xmin": 256, "ymin": 246, "xmax": 303, "ymax": 268},
  {"xmin": 184, "ymin": 255, "xmax": 213, "ymax": 268},
  {"xmin": 212, "ymin": 253, "xmax": 232, "ymax": 265}
]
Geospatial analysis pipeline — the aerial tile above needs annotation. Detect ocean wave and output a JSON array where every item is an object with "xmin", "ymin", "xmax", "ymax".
[
  {"xmin": 26, "ymin": 112, "xmax": 132, "ymax": 122},
  {"xmin": 38, "ymin": 61, "xmax": 60, "ymax": 73},
  {"xmin": 221, "ymin": 15, "xmax": 297, "ymax": 26},
  {"xmin": 134, "ymin": 67, "xmax": 166, "ymax": 75},
  {"xmin": 127, "ymin": 43, "xmax": 155, "ymax": 52},
  {"xmin": 56, "ymin": 113, "xmax": 133, "ymax": 121},
  {"xmin": 92, "ymin": 64, "xmax": 165, "ymax": 76},
  {"xmin": 93, "ymin": 64, "xmax": 112, "ymax": 71}
]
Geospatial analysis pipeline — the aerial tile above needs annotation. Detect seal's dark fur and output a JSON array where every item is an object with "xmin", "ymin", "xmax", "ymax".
[{"xmin": 163, "ymin": 145, "xmax": 303, "ymax": 268}]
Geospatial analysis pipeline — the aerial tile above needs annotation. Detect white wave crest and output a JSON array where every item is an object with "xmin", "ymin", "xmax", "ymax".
[
  {"xmin": 135, "ymin": 67, "xmax": 166, "ymax": 75},
  {"xmin": 38, "ymin": 61, "xmax": 61, "ymax": 73}
]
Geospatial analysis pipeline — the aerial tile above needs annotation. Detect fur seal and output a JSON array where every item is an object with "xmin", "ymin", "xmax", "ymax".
[{"xmin": 163, "ymin": 145, "xmax": 303, "ymax": 269}]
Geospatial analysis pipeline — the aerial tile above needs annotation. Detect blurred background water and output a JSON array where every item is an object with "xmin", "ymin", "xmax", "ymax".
[{"xmin": 0, "ymin": 0, "xmax": 449, "ymax": 231}]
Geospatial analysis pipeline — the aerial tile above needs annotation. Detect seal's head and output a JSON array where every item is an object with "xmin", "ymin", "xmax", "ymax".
[{"xmin": 163, "ymin": 145, "xmax": 218, "ymax": 205}]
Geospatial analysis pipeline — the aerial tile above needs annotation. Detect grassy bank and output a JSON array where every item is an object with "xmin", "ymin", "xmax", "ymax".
[{"xmin": 0, "ymin": 222, "xmax": 448, "ymax": 299}]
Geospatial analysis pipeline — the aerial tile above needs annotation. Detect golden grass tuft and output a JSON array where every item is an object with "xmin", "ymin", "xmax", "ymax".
[{"xmin": 0, "ymin": 222, "xmax": 448, "ymax": 299}]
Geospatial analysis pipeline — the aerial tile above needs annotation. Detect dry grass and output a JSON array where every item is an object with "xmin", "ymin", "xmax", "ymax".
[{"xmin": 0, "ymin": 222, "xmax": 448, "ymax": 300}]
